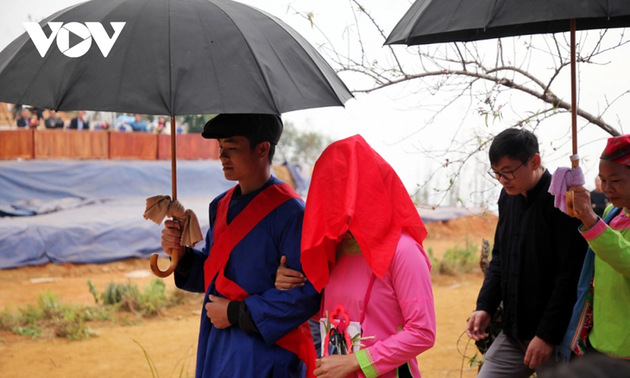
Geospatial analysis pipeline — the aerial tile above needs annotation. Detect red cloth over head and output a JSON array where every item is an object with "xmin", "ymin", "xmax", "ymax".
[
  {"xmin": 301, "ymin": 135, "xmax": 428, "ymax": 292},
  {"xmin": 600, "ymin": 135, "xmax": 630, "ymax": 166}
]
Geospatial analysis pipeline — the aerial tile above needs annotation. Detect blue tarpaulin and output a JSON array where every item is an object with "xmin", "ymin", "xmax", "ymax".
[
  {"xmin": 0, "ymin": 159, "xmax": 233, "ymax": 269},
  {"xmin": 0, "ymin": 159, "xmax": 488, "ymax": 269}
]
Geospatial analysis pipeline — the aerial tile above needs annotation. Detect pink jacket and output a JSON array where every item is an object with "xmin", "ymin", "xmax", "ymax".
[{"xmin": 322, "ymin": 233, "xmax": 436, "ymax": 377}]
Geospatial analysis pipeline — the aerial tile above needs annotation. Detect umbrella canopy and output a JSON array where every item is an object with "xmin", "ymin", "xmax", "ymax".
[
  {"xmin": 386, "ymin": 0, "xmax": 630, "ymax": 45},
  {"xmin": 0, "ymin": 0, "xmax": 352, "ymax": 116},
  {"xmin": 386, "ymin": 0, "xmax": 630, "ymax": 169}
]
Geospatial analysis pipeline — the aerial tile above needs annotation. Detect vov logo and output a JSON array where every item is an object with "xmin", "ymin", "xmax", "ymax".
[{"xmin": 24, "ymin": 22, "xmax": 126, "ymax": 58}]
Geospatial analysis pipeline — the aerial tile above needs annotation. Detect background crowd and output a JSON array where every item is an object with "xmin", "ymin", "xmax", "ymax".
[{"xmin": 5, "ymin": 103, "xmax": 189, "ymax": 134}]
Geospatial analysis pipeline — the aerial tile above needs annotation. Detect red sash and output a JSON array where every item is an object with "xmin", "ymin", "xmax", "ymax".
[{"xmin": 203, "ymin": 183, "xmax": 316, "ymax": 378}]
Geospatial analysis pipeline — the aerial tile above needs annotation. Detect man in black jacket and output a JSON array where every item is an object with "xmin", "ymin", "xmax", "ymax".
[{"xmin": 466, "ymin": 128, "xmax": 588, "ymax": 377}]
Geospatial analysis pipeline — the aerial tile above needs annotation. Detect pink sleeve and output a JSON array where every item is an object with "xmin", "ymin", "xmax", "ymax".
[{"xmin": 357, "ymin": 235, "xmax": 436, "ymax": 377}]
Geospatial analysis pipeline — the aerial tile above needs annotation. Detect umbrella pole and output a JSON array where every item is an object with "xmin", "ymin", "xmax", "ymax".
[
  {"xmin": 566, "ymin": 19, "xmax": 579, "ymax": 218},
  {"xmin": 149, "ymin": 115, "xmax": 180, "ymax": 278},
  {"xmin": 170, "ymin": 115, "xmax": 177, "ymax": 200},
  {"xmin": 570, "ymin": 19, "xmax": 578, "ymax": 169}
]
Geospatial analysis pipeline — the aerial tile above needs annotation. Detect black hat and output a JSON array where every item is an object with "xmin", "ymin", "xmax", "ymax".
[{"xmin": 201, "ymin": 114, "xmax": 283, "ymax": 145}]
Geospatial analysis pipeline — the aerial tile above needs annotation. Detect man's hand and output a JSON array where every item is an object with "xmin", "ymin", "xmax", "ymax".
[
  {"xmin": 161, "ymin": 219, "xmax": 185, "ymax": 259},
  {"xmin": 465, "ymin": 310, "xmax": 491, "ymax": 341},
  {"xmin": 567, "ymin": 185, "xmax": 599, "ymax": 229},
  {"xmin": 523, "ymin": 336, "xmax": 553, "ymax": 369},
  {"xmin": 205, "ymin": 295, "xmax": 231, "ymax": 329},
  {"xmin": 313, "ymin": 355, "xmax": 359, "ymax": 378},
  {"xmin": 275, "ymin": 255, "xmax": 307, "ymax": 290}
]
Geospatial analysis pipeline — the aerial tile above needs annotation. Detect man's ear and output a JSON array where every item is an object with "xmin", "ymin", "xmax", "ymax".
[
  {"xmin": 258, "ymin": 141, "xmax": 270, "ymax": 160},
  {"xmin": 530, "ymin": 153, "xmax": 542, "ymax": 170}
]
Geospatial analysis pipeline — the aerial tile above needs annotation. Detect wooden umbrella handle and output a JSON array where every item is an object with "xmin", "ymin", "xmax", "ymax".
[
  {"xmin": 149, "ymin": 249, "xmax": 180, "ymax": 278},
  {"xmin": 566, "ymin": 155, "xmax": 580, "ymax": 218},
  {"xmin": 151, "ymin": 115, "xmax": 180, "ymax": 278}
]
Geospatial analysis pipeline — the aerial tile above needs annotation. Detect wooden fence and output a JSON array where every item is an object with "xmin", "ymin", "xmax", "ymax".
[{"xmin": 0, "ymin": 129, "xmax": 219, "ymax": 160}]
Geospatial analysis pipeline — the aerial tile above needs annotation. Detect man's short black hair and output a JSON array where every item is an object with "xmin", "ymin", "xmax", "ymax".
[{"xmin": 489, "ymin": 128, "xmax": 539, "ymax": 166}]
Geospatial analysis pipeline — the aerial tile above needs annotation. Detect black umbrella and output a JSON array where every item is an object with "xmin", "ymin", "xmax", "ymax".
[
  {"xmin": 386, "ymin": 0, "xmax": 630, "ymax": 175},
  {"xmin": 0, "ymin": 0, "xmax": 353, "ymax": 276},
  {"xmin": 0, "ymin": 0, "xmax": 352, "ymax": 115}
]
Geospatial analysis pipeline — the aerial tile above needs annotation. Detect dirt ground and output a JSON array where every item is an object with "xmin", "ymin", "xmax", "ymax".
[{"xmin": 0, "ymin": 214, "xmax": 496, "ymax": 378}]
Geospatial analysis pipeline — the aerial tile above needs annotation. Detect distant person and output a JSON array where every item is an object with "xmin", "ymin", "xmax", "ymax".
[
  {"xmin": 28, "ymin": 112, "xmax": 40, "ymax": 128},
  {"xmin": 465, "ymin": 128, "xmax": 588, "ymax": 377},
  {"xmin": 154, "ymin": 116, "xmax": 167, "ymax": 133},
  {"xmin": 44, "ymin": 110, "xmax": 64, "ymax": 129},
  {"xmin": 590, "ymin": 176, "xmax": 609, "ymax": 217},
  {"xmin": 126, "ymin": 114, "xmax": 148, "ymax": 132},
  {"xmin": 69, "ymin": 110, "xmax": 89, "ymax": 130},
  {"xmin": 15, "ymin": 108, "xmax": 31, "ymax": 127}
]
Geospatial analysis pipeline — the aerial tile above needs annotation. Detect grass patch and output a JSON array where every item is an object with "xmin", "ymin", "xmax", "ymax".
[
  {"xmin": 0, "ymin": 290, "xmax": 101, "ymax": 340},
  {"xmin": 2, "ymin": 278, "xmax": 200, "ymax": 341},
  {"xmin": 89, "ymin": 278, "xmax": 174, "ymax": 317},
  {"xmin": 439, "ymin": 238, "xmax": 480, "ymax": 275}
]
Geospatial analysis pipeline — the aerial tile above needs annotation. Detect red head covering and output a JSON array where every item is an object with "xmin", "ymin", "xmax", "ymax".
[
  {"xmin": 301, "ymin": 135, "xmax": 428, "ymax": 292},
  {"xmin": 600, "ymin": 135, "xmax": 630, "ymax": 166}
]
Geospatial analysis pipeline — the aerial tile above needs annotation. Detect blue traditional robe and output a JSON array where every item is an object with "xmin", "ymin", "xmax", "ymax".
[{"xmin": 175, "ymin": 176, "xmax": 320, "ymax": 378}]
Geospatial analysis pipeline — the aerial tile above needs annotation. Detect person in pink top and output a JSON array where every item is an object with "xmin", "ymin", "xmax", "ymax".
[{"xmin": 276, "ymin": 135, "xmax": 436, "ymax": 378}]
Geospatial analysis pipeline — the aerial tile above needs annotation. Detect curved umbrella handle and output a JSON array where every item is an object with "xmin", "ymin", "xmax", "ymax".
[{"xmin": 149, "ymin": 249, "xmax": 180, "ymax": 278}]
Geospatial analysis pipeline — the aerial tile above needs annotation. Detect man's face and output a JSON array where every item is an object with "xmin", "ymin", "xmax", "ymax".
[
  {"xmin": 599, "ymin": 159, "xmax": 630, "ymax": 209},
  {"xmin": 490, "ymin": 155, "xmax": 535, "ymax": 196},
  {"xmin": 218, "ymin": 136, "xmax": 261, "ymax": 182}
]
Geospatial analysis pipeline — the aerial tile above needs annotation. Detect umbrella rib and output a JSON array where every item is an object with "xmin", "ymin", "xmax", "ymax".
[
  {"xmin": 264, "ymin": 13, "xmax": 348, "ymax": 108},
  {"xmin": 210, "ymin": 1, "xmax": 280, "ymax": 114}
]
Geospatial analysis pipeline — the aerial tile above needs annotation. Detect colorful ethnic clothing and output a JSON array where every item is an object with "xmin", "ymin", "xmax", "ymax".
[
  {"xmin": 321, "ymin": 234, "xmax": 435, "ymax": 378},
  {"xmin": 175, "ymin": 176, "xmax": 320, "ymax": 378},
  {"xmin": 578, "ymin": 206, "xmax": 630, "ymax": 358},
  {"xmin": 301, "ymin": 135, "xmax": 435, "ymax": 377}
]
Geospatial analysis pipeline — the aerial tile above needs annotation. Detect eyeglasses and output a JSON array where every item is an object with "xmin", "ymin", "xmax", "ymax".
[{"xmin": 487, "ymin": 159, "xmax": 530, "ymax": 181}]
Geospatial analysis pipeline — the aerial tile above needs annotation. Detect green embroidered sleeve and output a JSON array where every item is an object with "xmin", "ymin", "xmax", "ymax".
[{"xmin": 355, "ymin": 349, "xmax": 380, "ymax": 378}]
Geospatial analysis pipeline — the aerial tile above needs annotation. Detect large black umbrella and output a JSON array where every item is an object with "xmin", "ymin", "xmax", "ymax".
[
  {"xmin": 386, "ymin": 0, "xmax": 630, "ymax": 215},
  {"xmin": 0, "ymin": 0, "xmax": 353, "ymax": 276},
  {"xmin": 0, "ymin": 0, "xmax": 352, "ymax": 115}
]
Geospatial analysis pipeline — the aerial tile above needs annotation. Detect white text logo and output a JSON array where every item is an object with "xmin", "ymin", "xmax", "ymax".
[{"xmin": 24, "ymin": 22, "xmax": 126, "ymax": 58}]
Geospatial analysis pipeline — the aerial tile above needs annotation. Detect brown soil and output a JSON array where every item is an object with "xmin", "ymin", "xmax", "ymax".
[{"xmin": 0, "ymin": 214, "xmax": 496, "ymax": 378}]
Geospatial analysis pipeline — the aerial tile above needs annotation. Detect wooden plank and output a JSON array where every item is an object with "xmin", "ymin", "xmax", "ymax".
[
  {"xmin": 0, "ymin": 130, "xmax": 219, "ymax": 161},
  {"xmin": 158, "ymin": 134, "xmax": 218, "ymax": 160},
  {"xmin": 109, "ymin": 132, "xmax": 158, "ymax": 160},
  {"xmin": 0, "ymin": 129, "xmax": 34, "ymax": 159},
  {"xmin": 34, "ymin": 129, "xmax": 108, "ymax": 159}
]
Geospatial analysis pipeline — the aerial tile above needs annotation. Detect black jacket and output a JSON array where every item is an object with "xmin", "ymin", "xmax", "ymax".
[
  {"xmin": 476, "ymin": 170, "xmax": 588, "ymax": 345},
  {"xmin": 69, "ymin": 117, "xmax": 89, "ymax": 130}
]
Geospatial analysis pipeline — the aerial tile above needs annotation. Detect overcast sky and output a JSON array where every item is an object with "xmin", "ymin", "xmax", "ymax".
[{"xmin": 2, "ymin": 0, "xmax": 629, "ymax": 209}]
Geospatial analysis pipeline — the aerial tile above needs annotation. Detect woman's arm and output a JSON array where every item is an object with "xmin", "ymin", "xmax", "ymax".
[{"xmin": 355, "ymin": 235, "xmax": 436, "ymax": 377}]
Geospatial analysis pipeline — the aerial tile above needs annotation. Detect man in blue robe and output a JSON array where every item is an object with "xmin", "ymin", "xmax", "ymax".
[{"xmin": 161, "ymin": 114, "xmax": 320, "ymax": 378}]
